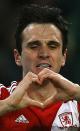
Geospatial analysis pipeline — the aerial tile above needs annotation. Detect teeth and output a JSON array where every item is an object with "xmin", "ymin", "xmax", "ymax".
[{"xmin": 37, "ymin": 63, "xmax": 51, "ymax": 68}]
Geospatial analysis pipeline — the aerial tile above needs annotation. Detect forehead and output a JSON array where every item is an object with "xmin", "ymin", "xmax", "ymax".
[{"xmin": 22, "ymin": 23, "xmax": 62, "ymax": 43}]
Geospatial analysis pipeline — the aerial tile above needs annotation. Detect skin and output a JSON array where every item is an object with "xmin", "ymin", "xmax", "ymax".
[
  {"xmin": 14, "ymin": 23, "xmax": 67, "ymax": 76},
  {"xmin": 0, "ymin": 23, "xmax": 80, "ymax": 116},
  {"xmin": 14, "ymin": 23, "xmax": 67, "ymax": 103}
]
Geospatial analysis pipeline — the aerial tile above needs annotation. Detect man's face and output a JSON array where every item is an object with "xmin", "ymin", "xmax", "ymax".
[{"xmin": 14, "ymin": 23, "xmax": 67, "ymax": 77}]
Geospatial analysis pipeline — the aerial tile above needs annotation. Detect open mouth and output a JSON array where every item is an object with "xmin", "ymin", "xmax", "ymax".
[{"xmin": 36, "ymin": 63, "xmax": 51, "ymax": 68}]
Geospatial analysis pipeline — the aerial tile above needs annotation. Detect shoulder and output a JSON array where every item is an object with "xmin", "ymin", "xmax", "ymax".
[
  {"xmin": 7, "ymin": 81, "xmax": 18, "ymax": 94},
  {"xmin": 0, "ymin": 81, "xmax": 18, "ymax": 99},
  {"xmin": 0, "ymin": 83, "xmax": 9, "ymax": 99},
  {"xmin": 52, "ymin": 100, "xmax": 80, "ymax": 128}
]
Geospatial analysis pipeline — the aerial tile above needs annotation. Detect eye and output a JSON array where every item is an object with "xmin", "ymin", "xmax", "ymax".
[
  {"xmin": 49, "ymin": 44, "xmax": 56, "ymax": 48},
  {"xmin": 30, "ymin": 44, "xmax": 39, "ymax": 49},
  {"xmin": 48, "ymin": 41, "xmax": 60, "ymax": 49},
  {"xmin": 48, "ymin": 44, "xmax": 57, "ymax": 49},
  {"xmin": 27, "ymin": 41, "xmax": 40, "ymax": 49}
]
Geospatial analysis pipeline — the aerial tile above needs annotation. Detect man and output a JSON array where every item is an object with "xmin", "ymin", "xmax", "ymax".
[{"xmin": 0, "ymin": 5, "xmax": 80, "ymax": 131}]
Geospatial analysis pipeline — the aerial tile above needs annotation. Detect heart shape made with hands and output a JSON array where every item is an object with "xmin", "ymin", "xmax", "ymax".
[{"xmin": 27, "ymin": 78, "xmax": 57, "ymax": 106}]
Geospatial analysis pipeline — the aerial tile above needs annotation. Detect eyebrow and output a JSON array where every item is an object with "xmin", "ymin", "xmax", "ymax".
[
  {"xmin": 47, "ymin": 40, "xmax": 61, "ymax": 46},
  {"xmin": 26, "ymin": 40, "xmax": 41, "ymax": 46},
  {"xmin": 26, "ymin": 40, "xmax": 61, "ymax": 47}
]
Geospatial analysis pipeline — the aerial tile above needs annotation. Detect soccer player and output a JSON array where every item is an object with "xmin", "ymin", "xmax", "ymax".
[{"xmin": 0, "ymin": 5, "xmax": 80, "ymax": 131}]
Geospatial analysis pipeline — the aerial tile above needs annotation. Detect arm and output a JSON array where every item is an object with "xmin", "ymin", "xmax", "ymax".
[
  {"xmin": 0, "ymin": 69, "xmax": 80, "ymax": 116},
  {"xmin": 38, "ymin": 68, "xmax": 80, "ymax": 106},
  {"xmin": 74, "ymin": 84, "xmax": 80, "ymax": 101},
  {"xmin": 0, "ymin": 72, "xmax": 43, "ymax": 116}
]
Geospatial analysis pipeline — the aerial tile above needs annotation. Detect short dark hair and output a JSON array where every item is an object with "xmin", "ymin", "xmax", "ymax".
[{"xmin": 15, "ymin": 4, "xmax": 69, "ymax": 54}]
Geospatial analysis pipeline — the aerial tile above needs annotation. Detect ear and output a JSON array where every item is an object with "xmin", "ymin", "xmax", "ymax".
[
  {"xmin": 14, "ymin": 49, "xmax": 22, "ymax": 66},
  {"xmin": 61, "ymin": 48, "xmax": 67, "ymax": 67}
]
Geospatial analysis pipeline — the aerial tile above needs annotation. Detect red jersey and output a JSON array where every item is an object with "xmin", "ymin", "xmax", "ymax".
[{"xmin": 0, "ymin": 81, "xmax": 80, "ymax": 131}]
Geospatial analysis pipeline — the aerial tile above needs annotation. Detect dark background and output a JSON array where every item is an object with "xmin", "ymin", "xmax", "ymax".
[{"xmin": 0, "ymin": 0, "xmax": 80, "ymax": 86}]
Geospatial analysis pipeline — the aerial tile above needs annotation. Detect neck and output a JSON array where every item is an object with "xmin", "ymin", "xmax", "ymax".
[{"xmin": 27, "ymin": 79, "xmax": 57, "ymax": 103}]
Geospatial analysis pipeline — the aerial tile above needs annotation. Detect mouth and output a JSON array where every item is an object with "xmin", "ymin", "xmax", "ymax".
[{"xmin": 36, "ymin": 63, "xmax": 52, "ymax": 69}]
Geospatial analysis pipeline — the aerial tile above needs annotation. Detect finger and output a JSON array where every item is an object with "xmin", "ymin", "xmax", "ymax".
[
  {"xmin": 29, "ymin": 73, "xmax": 40, "ymax": 84},
  {"xmin": 38, "ymin": 72, "xmax": 53, "ymax": 84},
  {"xmin": 38, "ymin": 69, "xmax": 49, "ymax": 84},
  {"xmin": 29, "ymin": 72, "xmax": 41, "ymax": 84},
  {"xmin": 38, "ymin": 68, "xmax": 58, "ymax": 79},
  {"xmin": 26, "ymin": 72, "xmax": 38, "ymax": 82},
  {"xmin": 28, "ymin": 98, "xmax": 44, "ymax": 108},
  {"xmin": 38, "ymin": 68, "xmax": 52, "ymax": 77},
  {"xmin": 20, "ymin": 72, "xmax": 39, "ymax": 89},
  {"xmin": 43, "ymin": 91, "xmax": 57, "ymax": 108}
]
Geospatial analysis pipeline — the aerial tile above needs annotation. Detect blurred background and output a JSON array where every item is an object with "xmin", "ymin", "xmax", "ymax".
[{"xmin": 0, "ymin": 0, "xmax": 80, "ymax": 86}]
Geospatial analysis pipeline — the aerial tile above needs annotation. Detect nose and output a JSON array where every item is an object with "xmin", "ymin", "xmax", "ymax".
[{"xmin": 38, "ymin": 46, "xmax": 49, "ymax": 59}]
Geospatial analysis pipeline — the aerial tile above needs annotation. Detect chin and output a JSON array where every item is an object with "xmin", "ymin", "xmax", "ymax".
[
  {"xmin": 34, "ymin": 70, "xmax": 42, "ymax": 74},
  {"xmin": 32, "ymin": 68, "xmax": 44, "ymax": 74}
]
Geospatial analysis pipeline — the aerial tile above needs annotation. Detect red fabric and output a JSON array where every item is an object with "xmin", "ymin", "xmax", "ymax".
[
  {"xmin": 0, "ymin": 86, "xmax": 62, "ymax": 131},
  {"xmin": 29, "ymin": 101, "xmax": 62, "ymax": 131},
  {"xmin": 0, "ymin": 103, "xmax": 62, "ymax": 131},
  {"xmin": 0, "ymin": 88, "xmax": 9, "ymax": 100},
  {"xmin": 0, "ymin": 85, "xmax": 80, "ymax": 131}
]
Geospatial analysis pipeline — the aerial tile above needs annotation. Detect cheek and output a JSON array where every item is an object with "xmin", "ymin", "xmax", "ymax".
[
  {"xmin": 21, "ymin": 51, "xmax": 36, "ymax": 68},
  {"xmin": 51, "ymin": 51, "xmax": 63, "ymax": 66},
  {"xmin": 22, "ymin": 54, "xmax": 32, "ymax": 65},
  {"xmin": 21, "ymin": 54, "xmax": 33, "ymax": 74}
]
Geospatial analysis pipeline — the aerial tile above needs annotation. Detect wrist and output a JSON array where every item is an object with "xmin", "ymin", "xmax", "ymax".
[
  {"xmin": 0, "ymin": 99, "xmax": 13, "ymax": 116},
  {"xmin": 73, "ymin": 84, "xmax": 80, "ymax": 101}
]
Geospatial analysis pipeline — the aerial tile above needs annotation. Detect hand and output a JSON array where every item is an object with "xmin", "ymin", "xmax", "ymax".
[
  {"xmin": 38, "ymin": 68, "xmax": 79, "ymax": 107},
  {"xmin": 4, "ymin": 69, "xmax": 79, "ymax": 111},
  {"xmin": 5, "ymin": 72, "xmax": 44, "ymax": 110}
]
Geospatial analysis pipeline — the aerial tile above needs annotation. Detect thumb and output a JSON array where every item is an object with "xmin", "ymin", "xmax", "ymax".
[
  {"xmin": 28, "ymin": 98, "xmax": 44, "ymax": 108},
  {"xmin": 43, "ymin": 91, "xmax": 57, "ymax": 108}
]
